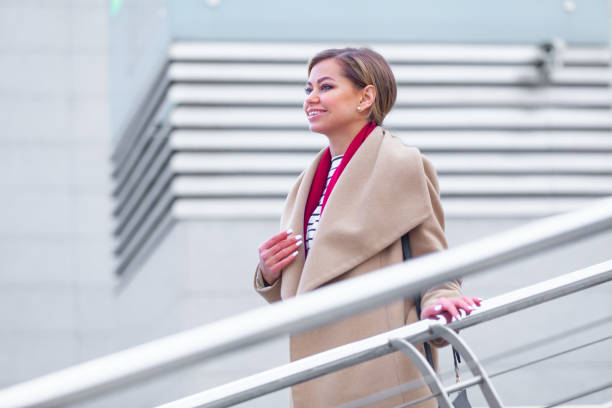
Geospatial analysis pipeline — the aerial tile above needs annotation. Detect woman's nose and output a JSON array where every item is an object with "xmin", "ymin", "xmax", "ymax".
[{"xmin": 305, "ymin": 90, "xmax": 318, "ymax": 104}]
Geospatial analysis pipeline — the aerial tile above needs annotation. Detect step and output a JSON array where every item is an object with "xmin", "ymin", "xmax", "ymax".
[
  {"xmin": 168, "ymin": 197, "xmax": 599, "ymax": 219},
  {"xmin": 168, "ymin": 106, "xmax": 612, "ymax": 130},
  {"xmin": 169, "ymin": 129, "xmax": 612, "ymax": 152},
  {"xmin": 167, "ymin": 83, "xmax": 612, "ymax": 108},
  {"xmin": 168, "ymin": 63, "xmax": 611, "ymax": 85},
  {"xmin": 169, "ymin": 42, "xmax": 611, "ymax": 66},
  {"xmin": 157, "ymin": 174, "xmax": 612, "ymax": 197}
]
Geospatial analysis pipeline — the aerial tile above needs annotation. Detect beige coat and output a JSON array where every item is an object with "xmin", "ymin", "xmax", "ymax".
[{"xmin": 254, "ymin": 126, "xmax": 461, "ymax": 407}]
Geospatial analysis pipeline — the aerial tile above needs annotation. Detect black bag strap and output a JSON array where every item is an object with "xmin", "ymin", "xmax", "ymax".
[
  {"xmin": 402, "ymin": 232, "xmax": 461, "ymax": 380},
  {"xmin": 401, "ymin": 233, "xmax": 435, "ymax": 367}
]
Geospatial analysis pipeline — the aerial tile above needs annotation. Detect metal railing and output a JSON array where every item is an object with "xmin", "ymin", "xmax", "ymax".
[
  {"xmin": 157, "ymin": 259, "xmax": 612, "ymax": 408},
  {"xmin": 0, "ymin": 196, "xmax": 612, "ymax": 407}
]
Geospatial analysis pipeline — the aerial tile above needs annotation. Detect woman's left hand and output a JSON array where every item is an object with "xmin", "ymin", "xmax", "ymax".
[{"xmin": 421, "ymin": 296, "xmax": 482, "ymax": 323}]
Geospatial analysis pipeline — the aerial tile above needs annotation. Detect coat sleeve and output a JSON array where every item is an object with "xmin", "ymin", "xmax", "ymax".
[
  {"xmin": 252, "ymin": 169, "xmax": 307, "ymax": 304},
  {"xmin": 411, "ymin": 155, "xmax": 462, "ymax": 347},
  {"xmin": 253, "ymin": 263, "xmax": 282, "ymax": 303}
]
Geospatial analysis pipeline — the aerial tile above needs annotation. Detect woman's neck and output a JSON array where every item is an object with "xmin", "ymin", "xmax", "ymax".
[{"xmin": 325, "ymin": 120, "xmax": 370, "ymax": 156}]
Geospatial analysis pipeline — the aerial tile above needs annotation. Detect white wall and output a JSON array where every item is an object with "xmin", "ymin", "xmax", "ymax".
[{"xmin": 0, "ymin": 0, "xmax": 115, "ymax": 388}]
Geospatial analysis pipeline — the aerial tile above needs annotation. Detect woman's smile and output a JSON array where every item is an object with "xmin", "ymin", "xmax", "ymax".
[{"xmin": 306, "ymin": 108, "xmax": 327, "ymax": 120}]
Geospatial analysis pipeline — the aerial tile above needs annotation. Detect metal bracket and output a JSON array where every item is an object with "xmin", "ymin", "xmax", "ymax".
[
  {"xmin": 429, "ymin": 323, "xmax": 504, "ymax": 407},
  {"xmin": 389, "ymin": 338, "xmax": 454, "ymax": 408},
  {"xmin": 538, "ymin": 38, "xmax": 565, "ymax": 83}
]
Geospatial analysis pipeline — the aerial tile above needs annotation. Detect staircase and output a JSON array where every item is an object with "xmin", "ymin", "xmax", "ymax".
[{"xmin": 111, "ymin": 41, "xmax": 612, "ymax": 276}]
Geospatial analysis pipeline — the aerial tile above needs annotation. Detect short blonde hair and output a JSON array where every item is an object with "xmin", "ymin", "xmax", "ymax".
[{"xmin": 307, "ymin": 48, "xmax": 397, "ymax": 125}]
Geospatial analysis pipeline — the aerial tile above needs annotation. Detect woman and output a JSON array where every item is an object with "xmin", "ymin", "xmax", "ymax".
[{"xmin": 254, "ymin": 48, "xmax": 480, "ymax": 407}]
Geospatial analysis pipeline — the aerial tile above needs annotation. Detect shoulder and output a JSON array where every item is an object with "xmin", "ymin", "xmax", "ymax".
[
  {"xmin": 419, "ymin": 154, "xmax": 440, "ymax": 192},
  {"xmin": 379, "ymin": 127, "xmax": 428, "ymax": 169},
  {"xmin": 378, "ymin": 127, "xmax": 421, "ymax": 163},
  {"xmin": 380, "ymin": 127, "xmax": 440, "ymax": 191}
]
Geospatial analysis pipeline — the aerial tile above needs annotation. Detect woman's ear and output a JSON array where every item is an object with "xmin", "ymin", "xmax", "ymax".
[{"xmin": 360, "ymin": 84, "xmax": 376, "ymax": 110}]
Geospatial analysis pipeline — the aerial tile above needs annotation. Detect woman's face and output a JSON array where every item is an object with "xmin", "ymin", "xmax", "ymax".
[{"xmin": 304, "ymin": 58, "xmax": 365, "ymax": 136}]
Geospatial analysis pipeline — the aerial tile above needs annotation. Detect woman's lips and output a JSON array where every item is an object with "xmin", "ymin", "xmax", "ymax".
[{"xmin": 307, "ymin": 110, "xmax": 326, "ymax": 121}]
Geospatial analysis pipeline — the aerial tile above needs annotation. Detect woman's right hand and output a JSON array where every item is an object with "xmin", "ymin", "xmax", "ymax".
[{"xmin": 258, "ymin": 229, "xmax": 303, "ymax": 286}]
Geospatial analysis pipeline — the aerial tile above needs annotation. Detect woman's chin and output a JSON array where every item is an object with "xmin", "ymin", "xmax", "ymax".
[{"xmin": 308, "ymin": 123, "xmax": 326, "ymax": 134}]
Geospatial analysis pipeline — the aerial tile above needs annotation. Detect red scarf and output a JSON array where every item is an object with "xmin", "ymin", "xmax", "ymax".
[{"xmin": 303, "ymin": 121, "xmax": 376, "ymax": 254}]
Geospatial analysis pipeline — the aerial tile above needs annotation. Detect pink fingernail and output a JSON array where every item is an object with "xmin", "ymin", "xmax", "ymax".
[
  {"xmin": 286, "ymin": 228, "xmax": 293, "ymax": 234},
  {"xmin": 292, "ymin": 250, "xmax": 299, "ymax": 257},
  {"xmin": 294, "ymin": 235, "xmax": 302, "ymax": 240},
  {"xmin": 295, "ymin": 240, "xmax": 303, "ymax": 247}
]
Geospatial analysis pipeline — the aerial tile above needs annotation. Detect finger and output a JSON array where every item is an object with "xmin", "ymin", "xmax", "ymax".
[
  {"xmin": 426, "ymin": 308, "xmax": 451, "ymax": 323},
  {"xmin": 440, "ymin": 311, "xmax": 452, "ymax": 323},
  {"xmin": 461, "ymin": 296, "xmax": 475, "ymax": 307},
  {"xmin": 270, "ymin": 238, "xmax": 303, "ymax": 265},
  {"xmin": 268, "ymin": 235, "xmax": 302, "ymax": 261},
  {"xmin": 439, "ymin": 298, "xmax": 460, "ymax": 321},
  {"xmin": 259, "ymin": 229, "xmax": 294, "ymax": 251},
  {"xmin": 453, "ymin": 298, "xmax": 472, "ymax": 317},
  {"xmin": 268, "ymin": 233, "xmax": 302, "ymax": 256},
  {"xmin": 465, "ymin": 296, "xmax": 484, "ymax": 311},
  {"xmin": 261, "ymin": 233, "xmax": 302, "ymax": 261},
  {"xmin": 422, "ymin": 301, "xmax": 452, "ymax": 322},
  {"xmin": 420, "ymin": 303, "xmax": 439, "ymax": 320},
  {"xmin": 433, "ymin": 314, "xmax": 448, "ymax": 324},
  {"xmin": 270, "ymin": 248, "xmax": 299, "ymax": 272}
]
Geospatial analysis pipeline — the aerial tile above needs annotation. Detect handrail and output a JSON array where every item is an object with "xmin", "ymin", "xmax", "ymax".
[
  {"xmin": 157, "ymin": 259, "xmax": 612, "ymax": 408},
  {"xmin": 0, "ymin": 196, "xmax": 611, "ymax": 408},
  {"xmin": 542, "ymin": 380, "xmax": 612, "ymax": 408}
]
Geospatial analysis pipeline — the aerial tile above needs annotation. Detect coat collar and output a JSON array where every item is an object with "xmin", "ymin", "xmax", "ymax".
[{"xmin": 280, "ymin": 127, "xmax": 433, "ymax": 296}]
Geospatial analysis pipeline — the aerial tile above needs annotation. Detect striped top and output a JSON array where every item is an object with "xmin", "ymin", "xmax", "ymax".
[{"xmin": 305, "ymin": 155, "xmax": 343, "ymax": 252}]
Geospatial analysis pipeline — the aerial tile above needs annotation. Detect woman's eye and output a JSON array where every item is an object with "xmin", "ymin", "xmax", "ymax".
[{"xmin": 305, "ymin": 84, "xmax": 333, "ymax": 95}]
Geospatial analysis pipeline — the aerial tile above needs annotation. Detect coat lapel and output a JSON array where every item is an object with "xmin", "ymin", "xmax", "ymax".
[
  {"xmin": 297, "ymin": 127, "xmax": 433, "ymax": 294},
  {"xmin": 279, "ymin": 148, "xmax": 327, "ymax": 299}
]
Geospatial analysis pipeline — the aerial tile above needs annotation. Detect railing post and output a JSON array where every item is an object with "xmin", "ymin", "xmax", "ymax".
[
  {"xmin": 388, "ymin": 338, "xmax": 454, "ymax": 408},
  {"xmin": 430, "ymin": 324, "xmax": 504, "ymax": 407}
]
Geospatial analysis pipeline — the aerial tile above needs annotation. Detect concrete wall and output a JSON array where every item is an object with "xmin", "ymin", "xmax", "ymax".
[
  {"xmin": 0, "ymin": 0, "xmax": 115, "ymax": 389},
  {"xmin": 108, "ymin": 0, "xmax": 170, "ymax": 140}
]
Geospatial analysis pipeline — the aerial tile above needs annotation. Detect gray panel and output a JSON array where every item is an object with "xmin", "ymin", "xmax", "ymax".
[
  {"xmin": 168, "ymin": 0, "xmax": 611, "ymax": 44},
  {"xmin": 0, "ymin": 286, "xmax": 77, "ymax": 331},
  {"xmin": 0, "ymin": 6, "xmax": 71, "ymax": 53},
  {"xmin": 74, "ymin": 240, "xmax": 115, "ymax": 286},
  {"xmin": 0, "ymin": 192, "xmax": 73, "ymax": 237},
  {"xmin": 71, "ymin": 96, "xmax": 112, "ymax": 142},
  {"xmin": 0, "ymin": 333, "xmax": 79, "ymax": 385},
  {"xmin": 0, "ymin": 239, "xmax": 75, "ymax": 285},
  {"xmin": 75, "ymin": 193, "xmax": 113, "ymax": 239},
  {"xmin": 70, "ymin": 5, "xmax": 109, "ymax": 52},
  {"xmin": 0, "ymin": 145, "xmax": 72, "ymax": 189}
]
